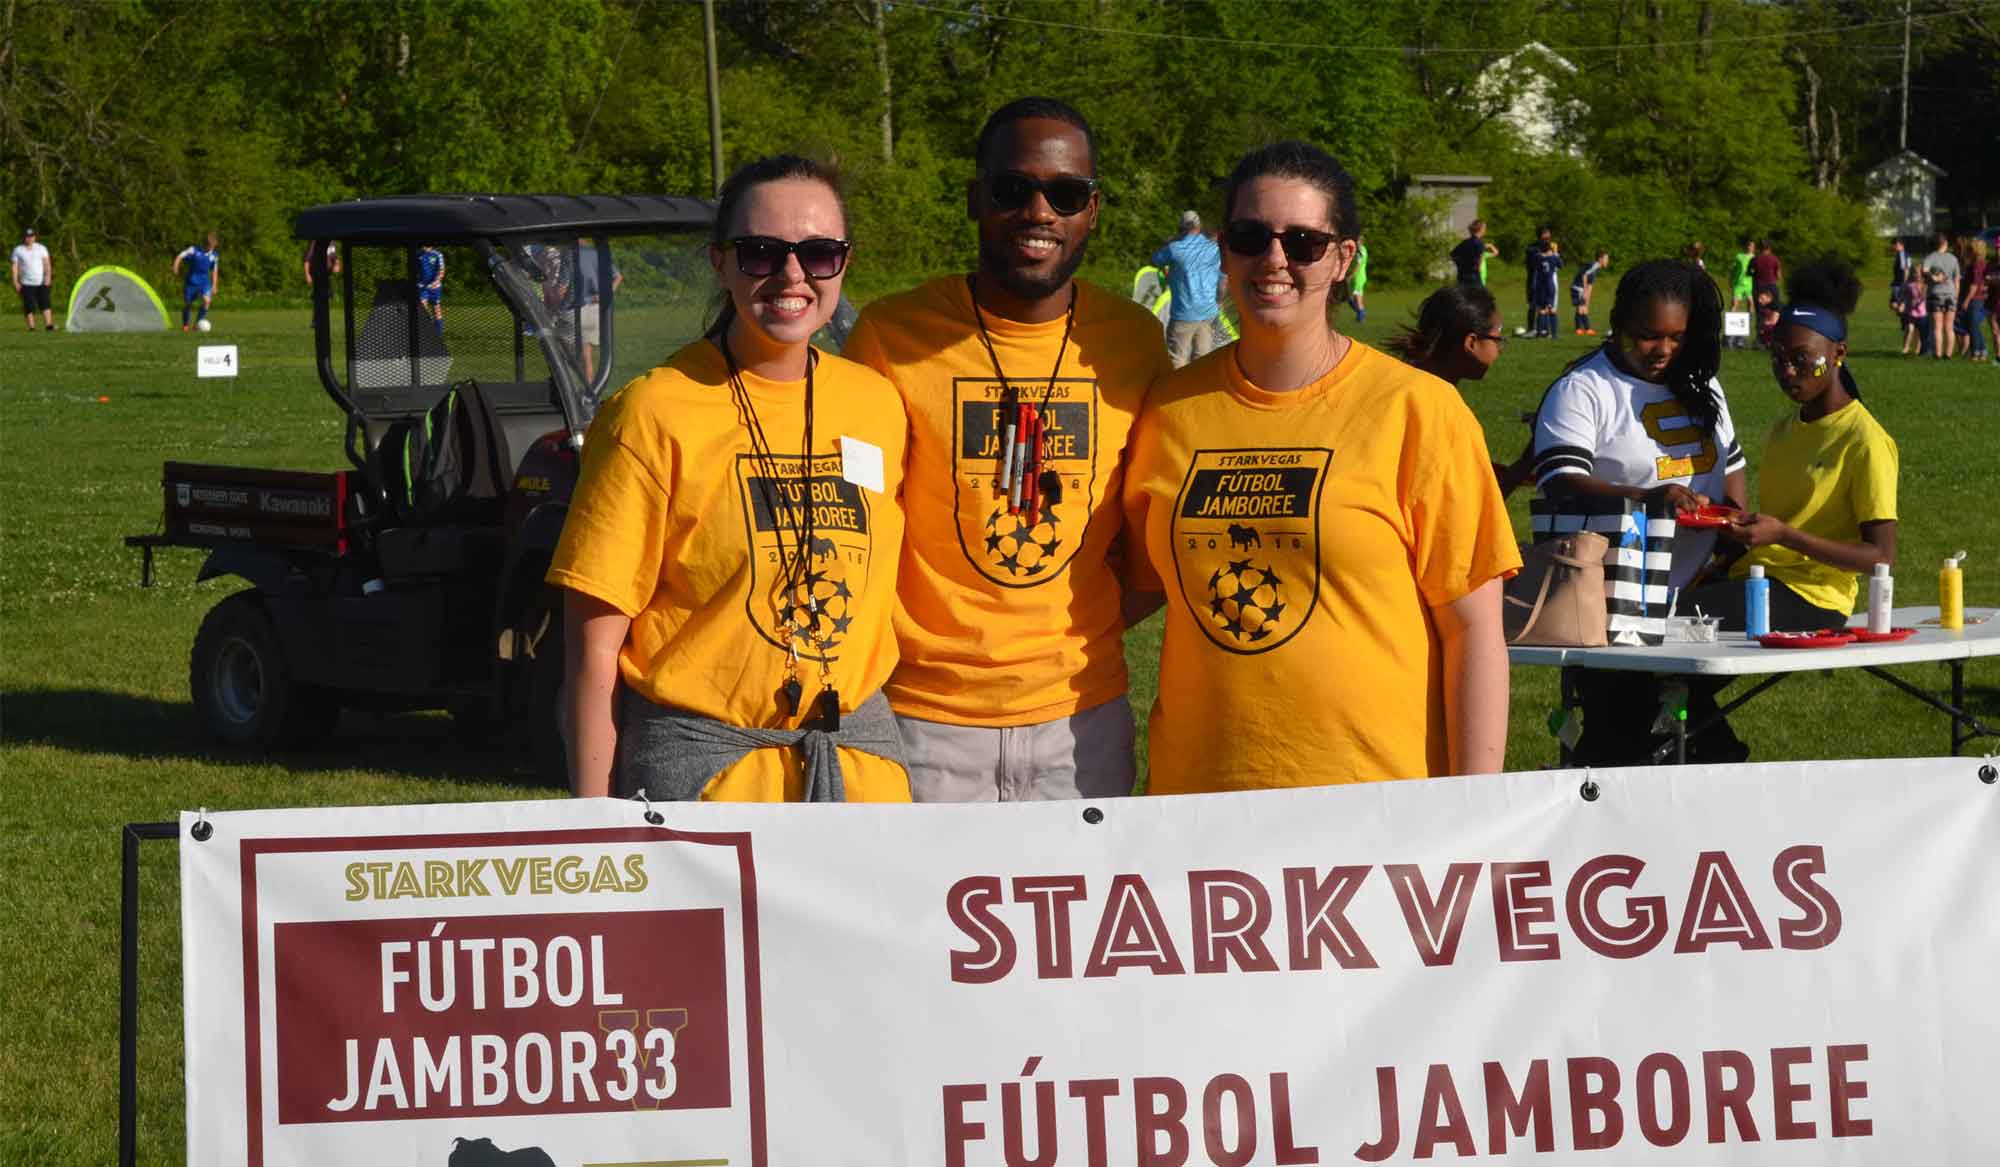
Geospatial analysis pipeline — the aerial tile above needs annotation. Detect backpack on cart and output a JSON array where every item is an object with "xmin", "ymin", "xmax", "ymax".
[{"xmin": 378, "ymin": 380, "xmax": 512, "ymax": 524}]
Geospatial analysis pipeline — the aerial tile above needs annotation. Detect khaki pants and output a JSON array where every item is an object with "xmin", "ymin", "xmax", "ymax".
[
  {"xmin": 894, "ymin": 696, "xmax": 1137, "ymax": 801},
  {"xmin": 1166, "ymin": 318, "xmax": 1219, "ymax": 368}
]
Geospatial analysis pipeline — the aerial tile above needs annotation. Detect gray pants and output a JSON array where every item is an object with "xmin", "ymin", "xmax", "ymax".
[
  {"xmin": 1166, "ymin": 318, "xmax": 1220, "ymax": 368},
  {"xmin": 895, "ymin": 696, "xmax": 1137, "ymax": 801}
]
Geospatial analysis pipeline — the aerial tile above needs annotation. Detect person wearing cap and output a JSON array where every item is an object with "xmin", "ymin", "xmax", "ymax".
[
  {"xmin": 11, "ymin": 228, "xmax": 55, "ymax": 333},
  {"xmin": 1151, "ymin": 209, "xmax": 1224, "ymax": 368}
]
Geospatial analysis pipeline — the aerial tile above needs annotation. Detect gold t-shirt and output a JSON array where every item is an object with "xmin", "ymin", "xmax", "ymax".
[
  {"xmin": 547, "ymin": 340, "xmax": 910, "ymax": 800},
  {"xmin": 1122, "ymin": 342, "xmax": 1522, "ymax": 794},
  {"xmin": 844, "ymin": 276, "xmax": 1173, "ymax": 726},
  {"xmin": 1731, "ymin": 399, "xmax": 1898, "ymax": 615}
]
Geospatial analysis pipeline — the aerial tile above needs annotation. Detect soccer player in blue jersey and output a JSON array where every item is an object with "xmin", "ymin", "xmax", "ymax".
[
  {"xmin": 1527, "ymin": 234, "xmax": 1563, "ymax": 338},
  {"xmin": 1571, "ymin": 249, "xmax": 1609, "ymax": 335},
  {"xmin": 417, "ymin": 245, "xmax": 446, "ymax": 330},
  {"xmin": 173, "ymin": 232, "xmax": 220, "ymax": 332}
]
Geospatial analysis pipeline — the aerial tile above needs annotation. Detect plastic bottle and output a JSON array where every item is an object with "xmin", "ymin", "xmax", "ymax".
[
  {"xmin": 1744, "ymin": 565, "xmax": 1771, "ymax": 638},
  {"xmin": 1867, "ymin": 562, "xmax": 1894, "ymax": 634},
  {"xmin": 1940, "ymin": 551, "xmax": 1966, "ymax": 631}
]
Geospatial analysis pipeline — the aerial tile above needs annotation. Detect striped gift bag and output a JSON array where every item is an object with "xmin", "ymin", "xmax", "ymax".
[{"xmin": 1529, "ymin": 497, "xmax": 1677, "ymax": 645}]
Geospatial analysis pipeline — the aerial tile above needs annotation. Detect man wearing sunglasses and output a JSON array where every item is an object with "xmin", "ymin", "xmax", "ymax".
[{"xmin": 844, "ymin": 96, "xmax": 1172, "ymax": 803}]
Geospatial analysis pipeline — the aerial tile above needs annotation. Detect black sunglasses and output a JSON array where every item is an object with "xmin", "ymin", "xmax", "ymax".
[
  {"xmin": 725, "ymin": 235, "xmax": 851, "ymax": 279},
  {"xmin": 1224, "ymin": 220, "xmax": 1339, "ymax": 264},
  {"xmin": 984, "ymin": 171, "xmax": 1099, "ymax": 217}
]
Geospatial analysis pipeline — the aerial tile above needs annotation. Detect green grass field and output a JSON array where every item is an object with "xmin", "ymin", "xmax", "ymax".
[{"xmin": 3, "ymin": 283, "xmax": 1997, "ymax": 1163}]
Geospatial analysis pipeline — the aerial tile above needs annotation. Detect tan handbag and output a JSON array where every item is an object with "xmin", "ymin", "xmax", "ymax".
[{"xmin": 1503, "ymin": 531, "xmax": 1611, "ymax": 646}]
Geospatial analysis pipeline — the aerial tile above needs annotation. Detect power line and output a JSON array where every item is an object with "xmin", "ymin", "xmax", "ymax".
[{"xmin": 894, "ymin": 0, "xmax": 1996, "ymax": 58}]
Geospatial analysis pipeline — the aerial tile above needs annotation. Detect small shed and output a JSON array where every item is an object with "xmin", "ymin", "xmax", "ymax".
[
  {"xmin": 1866, "ymin": 151, "xmax": 1947, "ymax": 238},
  {"xmin": 1408, "ymin": 175, "xmax": 1492, "ymax": 279}
]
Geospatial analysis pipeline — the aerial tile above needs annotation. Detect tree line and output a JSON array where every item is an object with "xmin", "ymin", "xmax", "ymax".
[{"xmin": 3, "ymin": 0, "xmax": 1993, "ymax": 298}]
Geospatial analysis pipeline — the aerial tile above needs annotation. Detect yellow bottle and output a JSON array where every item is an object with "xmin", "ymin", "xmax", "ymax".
[{"xmin": 1940, "ymin": 551, "xmax": 1966, "ymax": 631}]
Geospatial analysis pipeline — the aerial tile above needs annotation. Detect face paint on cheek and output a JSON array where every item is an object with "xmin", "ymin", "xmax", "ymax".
[{"xmin": 1811, "ymin": 354, "xmax": 1828, "ymax": 377}]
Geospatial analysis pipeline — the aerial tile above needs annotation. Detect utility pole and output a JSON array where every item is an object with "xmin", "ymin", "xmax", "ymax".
[
  {"xmin": 703, "ymin": 0, "xmax": 725, "ymax": 197},
  {"xmin": 1899, "ymin": 0, "xmax": 1911, "ymax": 151}
]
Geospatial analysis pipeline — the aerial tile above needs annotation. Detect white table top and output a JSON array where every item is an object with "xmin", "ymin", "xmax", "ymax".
[{"xmin": 1509, "ymin": 607, "xmax": 2000, "ymax": 675}]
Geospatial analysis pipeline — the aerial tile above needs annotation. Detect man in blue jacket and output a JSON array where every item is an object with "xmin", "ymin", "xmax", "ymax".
[{"xmin": 1151, "ymin": 210, "xmax": 1223, "ymax": 368}]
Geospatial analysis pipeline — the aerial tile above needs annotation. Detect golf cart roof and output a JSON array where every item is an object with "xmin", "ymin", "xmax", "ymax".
[{"xmin": 293, "ymin": 194, "xmax": 714, "ymax": 243}]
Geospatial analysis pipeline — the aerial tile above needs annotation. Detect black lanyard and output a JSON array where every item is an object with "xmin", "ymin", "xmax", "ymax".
[{"xmin": 968, "ymin": 277, "xmax": 1076, "ymax": 518}]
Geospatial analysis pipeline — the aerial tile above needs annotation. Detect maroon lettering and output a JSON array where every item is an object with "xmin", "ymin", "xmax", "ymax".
[
  {"xmin": 1828, "ymin": 1044, "xmax": 1872, "ymax": 1137},
  {"xmin": 1565, "ymin": 854, "xmax": 1669, "ymax": 959},
  {"xmin": 1384, "ymin": 863, "xmax": 1481, "ymax": 967},
  {"xmin": 1482, "ymin": 1060, "xmax": 1553, "ymax": 1153},
  {"xmin": 1772, "ymin": 845, "xmax": 1842, "ymax": 950},
  {"xmin": 947, "ymin": 877, "xmax": 1015, "ymax": 984},
  {"xmin": 1354, "ymin": 1067, "xmax": 1399, "ymax": 1163},
  {"xmin": 1413, "ymin": 1064, "xmax": 1476, "ymax": 1158},
  {"xmin": 1635, "ymin": 1052, "xmax": 1692, "ymax": 1146},
  {"xmin": 1201, "ymin": 1073, "xmax": 1257, "ymax": 1167},
  {"xmin": 1012, "ymin": 875, "xmax": 1088, "ymax": 978},
  {"xmin": 1703, "ymin": 1049, "xmax": 1761, "ymax": 1142},
  {"xmin": 1567, "ymin": 1056, "xmax": 1623, "ymax": 1150},
  {"xmin": 942, "ymin": 1083, "xmax": 986, "ymax": 1167},
  {"xmin": 1675, "ymin": 852, "xmax": 1773, "ymax": 954},
  {"xmin": 1271, "ymin": 1072, "xmax": 1321, "ymax": 1164},
  {"xmin": 1133, "ymin": 1076, "xmax": 1190, "ymax": 1167},
  {"xmin": 1281, "ymin": 866, "xmax": 1377, "ymax": 971},
  {"xmin": 1001, "ymin": 1072, "xmax": 1057, "ymax": 1167},
  {"xmin": 1189, "ymin": 871, "xmax": 1279, "ymax": 974},
  {"xmin": 1069, "ymin": 1078, "xmax": 1120, "ymax": 1167},
  {"xmin": 1770, "ymin": 1046, "xmax": 1814, "ymax": 1140},
  {"xmin": 1084, "ymin": 875, "xmax": 1186, "ymax": 977},
  {"xmin": 1490, "ymin": 861, "xmax": 1560, "ymax": 962}
]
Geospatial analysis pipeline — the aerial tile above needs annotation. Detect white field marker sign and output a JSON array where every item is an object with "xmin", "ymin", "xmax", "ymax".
[
  {"xmin": 197, "ymin": 345, "xmax": 240, "ymax": 378},
  {"xmin": 1724, "ymin": 311, "xmax": 1752, "ymax": 337}
]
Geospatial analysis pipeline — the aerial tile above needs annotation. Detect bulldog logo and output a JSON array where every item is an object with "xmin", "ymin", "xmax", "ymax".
[
  {"xmin": 1171, "ymin": 448, "xmax": 1332, "ymax": 654},
  {"xmin": 950, "ymin": 376, "xmax": 1099, "ymax": 588},
  {"xmin": 736, "ymin": 453, "xmax": 873, "ymax": 659}
]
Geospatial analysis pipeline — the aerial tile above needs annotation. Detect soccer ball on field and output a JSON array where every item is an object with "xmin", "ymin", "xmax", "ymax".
[{"xmin": 197, "ymin": 319, "xmax": 213, "ymax": 333}]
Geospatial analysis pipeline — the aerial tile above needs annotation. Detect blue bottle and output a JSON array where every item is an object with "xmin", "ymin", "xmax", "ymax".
[{"xmin": 1744, "ymin": 564, "xmax": 1770, "ymax": 638}]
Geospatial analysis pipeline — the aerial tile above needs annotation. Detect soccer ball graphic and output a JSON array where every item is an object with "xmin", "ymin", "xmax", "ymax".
[
  {"xmin": 1206, "ymin": 559, "xmax": 1287, "ymax": 643},
  {"xmin": 984, "ymin": 505, "xmax": 1063, "ymax": 577},
  {"xmin": 774, "ymin": 564, "xmax": 854, "ymax": 648},
  {"xmin": 197, "ymin": 319, "xmax": 212, "ymax": 333}
]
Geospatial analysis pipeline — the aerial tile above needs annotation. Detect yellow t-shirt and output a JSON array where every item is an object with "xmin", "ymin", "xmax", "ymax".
[
  {"xmin": 547, "ymin": 340, "xmax": 911, "ymax": 802},
  {"xmin": 844, "ymin": 276, "xmax": 1173, "ymax": 726},
  {"xmin": 1731, "ymin": 399, "xmax": 1898, "ymax": 615},
  {"xmin": 1122, "ymin": 342, "xmax": 1522, "ymax": 794}
]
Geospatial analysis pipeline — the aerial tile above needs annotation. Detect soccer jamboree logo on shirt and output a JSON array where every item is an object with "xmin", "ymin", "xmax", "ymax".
[
  {"xmin": 1170, "ymin": 448, "xmax": 1332, "ymax": 655},
  {"xmin": 950, "ymin": 377, "xmax": 1099, "ymax": 588},
  {"xmin": 734, "ymin": 453, "xmax": 875, "ymax": 660}
]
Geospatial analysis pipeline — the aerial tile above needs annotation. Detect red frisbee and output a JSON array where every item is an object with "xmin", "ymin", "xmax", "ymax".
[
  {"xmin": 1850, "ymin": 627, "xmax": 1916, "ymax": 643},
  {"xmin": 1756, "ymin": 631, "xmax": 1856, "ymax": 649},
  {"xmin": 1676, "ymin": 504, "xmax": 1742, "ymax": 529}
]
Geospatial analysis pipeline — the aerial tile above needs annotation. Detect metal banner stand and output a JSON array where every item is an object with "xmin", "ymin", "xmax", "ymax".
[{"xmin": 120, "ymin": 820, "xmax": 184, "ymax": 1167}]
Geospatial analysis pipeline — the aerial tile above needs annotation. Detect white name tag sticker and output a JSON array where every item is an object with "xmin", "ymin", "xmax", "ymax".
[
  {"xmin": 196, "ymin": 345, "xmax": 239, "ymax": 378},
  {"xmin": 1724, "ymin": 312, "xmax": 1751, "ymax": 337},
  {"xmin": 839, "ymin": 435, "xmax": 886, "ymax": 494}
]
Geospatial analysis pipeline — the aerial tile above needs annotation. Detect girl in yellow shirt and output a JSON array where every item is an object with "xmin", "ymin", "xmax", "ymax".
[
  {"xmin": 1122, "ymin": 142, "xmax": 1518, "ymax": 792},
  {"xmin": 548, "ymin": 156, "xmax": 912, "ymax": 802}
]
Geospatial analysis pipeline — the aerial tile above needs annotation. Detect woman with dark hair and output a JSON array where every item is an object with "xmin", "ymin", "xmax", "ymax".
[
  {"xmin": 1531, "ymin": 258, "xmax": 1748, "ymax": 765},
  {"xmin": 1673, "ymin": 259, "xmax": 1899, "ymax": 760},
  {"xmin": 1692, "ymin": 259, "xmax": 1897, "ymax": 626},
  {"xmin": 549, "ymin": 154, "xmax": 912, "ymax": 802},
  {"xmin": 1389, "ymin": 284, "xmax": 1532, "ymax": 495},
  {"xmin": 1122, "ymin": 140, "xmax": 1519, "ymax": 793}
]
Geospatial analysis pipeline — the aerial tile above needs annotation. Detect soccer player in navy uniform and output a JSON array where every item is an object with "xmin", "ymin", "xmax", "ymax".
[
  {"xmin": 1528, "ymin": 235, "xmax": 1563, "ymax": 338},
  {"xmin": 1571, "ymin": 249, "xmax": 1608, "ymax": 336},
  {"xmin": 417, "ymin": 245, "xmax": 446, "ymax": 330},
  {"xmin": 173, "ymin": 232, "xmax": 220, "ymax": 332}
]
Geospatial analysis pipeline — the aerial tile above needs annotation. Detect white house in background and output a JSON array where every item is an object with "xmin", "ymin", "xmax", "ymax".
[
  {"xmin": 1470, "ymin": 42, "xmax": 1583, "ymax": 156},
  {"xmin": 1865, "ymin": 151, "xmax": 1947, "ymax": 238}
]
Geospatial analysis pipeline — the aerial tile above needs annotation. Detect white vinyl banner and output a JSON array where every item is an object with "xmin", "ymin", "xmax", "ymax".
[{"xmin": 181, "ymin": 758, "xmax": 2000, "ymax": 1165}]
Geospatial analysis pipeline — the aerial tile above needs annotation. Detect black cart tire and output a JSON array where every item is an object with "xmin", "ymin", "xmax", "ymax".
[
  {"xmin": 190, "ymin": 591, "xmax": 338, "ymax": 749},
  {"xmin": 527, "ymin": 592, "xmax": 569, "ymax": 789}
]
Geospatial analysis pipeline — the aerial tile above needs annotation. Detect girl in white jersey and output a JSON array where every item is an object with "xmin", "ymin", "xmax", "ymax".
[{"xmin": 1531, "ymin": 259, "xmax": 1748, "ymax": 766}]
